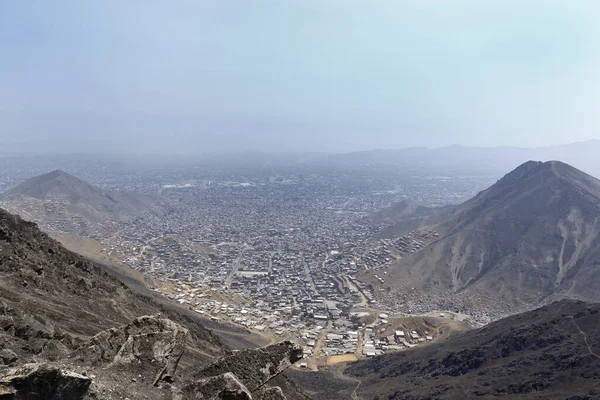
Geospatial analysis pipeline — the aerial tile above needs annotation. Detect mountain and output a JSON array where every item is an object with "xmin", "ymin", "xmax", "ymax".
[
  {"xmin": 346, "ymin": 299, "xmax": 600, "ymax": 399},
  {"xmin": 373, "ymin": 161, "xmax": 600, "ymax": 318},
  {"xmin": 370, "ymin": 199, "xmax": 434, "ymax": 226},
  {"xmin": 3, "ymin": 169, "xmax": 154, "ymax": 217},
  {"xmin": 0, "ymin": 169, "xmax": 161, "ymax": 241},
  {"xmin": 0, "ymin": 207, "xmax": 308, "ymax": 399}
]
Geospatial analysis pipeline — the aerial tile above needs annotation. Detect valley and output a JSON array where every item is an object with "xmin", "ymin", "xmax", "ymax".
[
  {"xmin": 2, "ymin": 154, "xmax": 600, "ymax": 399},
  {"xmin": 0, "ymin": 155, "xmax": 494, "ymax": 368},
  {"xmin": 3, "ymin": 1, "xmax": 600, "ymax": 397}
]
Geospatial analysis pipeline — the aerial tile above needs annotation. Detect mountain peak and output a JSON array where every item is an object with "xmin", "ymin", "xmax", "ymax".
[
  {"xmin": 4, "ymin": 169, "xmax": 93, "ymax": 201},
  {"xmin": 39, "ymin": 169, "xmax": 84, "ymax": 183},
  {"xmin": 45, "ymin": 169, "xmax": 70, "ymax": 178},
  {"xmin": 380, "ymin": 159, "xmax": 600, "ymax": 316},
  {"xmin": 2, "ymin": 170, "xmax": 157, "ymax": 222},
  {"xmin": 489, "ymin": 160, "xmax": 598, "ymax": 195},
  {"xmin": 496, "ymin": 160, "xmax": 542, "ymax": 183}
]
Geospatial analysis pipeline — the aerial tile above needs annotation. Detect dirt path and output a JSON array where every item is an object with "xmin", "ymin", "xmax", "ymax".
[
  {"xmin": 570, "ymin": 316, "xmax": 600, "ymax": 360},
  {"xmin": 351, "ymin": 380, "xmax": 361, "ymax": 400},
  {"xmin": 329, "ymin": 363, "xmax": 362, "ymax": 400}
]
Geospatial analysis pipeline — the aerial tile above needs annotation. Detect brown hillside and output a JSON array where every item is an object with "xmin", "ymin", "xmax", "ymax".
[{"xmin": 379, "ymin": 161, "xmax": 600, "ymax": 316}]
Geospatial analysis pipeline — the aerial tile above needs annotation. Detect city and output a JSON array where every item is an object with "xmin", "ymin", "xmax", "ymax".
[{"xmin": 0, "ymin": 154, "xmax": 486, "ymax": 369}]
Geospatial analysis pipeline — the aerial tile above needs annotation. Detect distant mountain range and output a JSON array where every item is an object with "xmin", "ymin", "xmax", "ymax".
[
  {"xmin": 372, "ymin": 160, "xmax": 600, "ymax": 316},
  {"xmin": 321, "ymin": 140, "xmax": 600, "ymax": 177},
  {"xmin": 2, "ymin": 140, "xmax": 600, "ymax": 177}
]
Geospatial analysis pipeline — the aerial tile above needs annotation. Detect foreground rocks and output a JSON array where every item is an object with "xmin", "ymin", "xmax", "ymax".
[
  {"xmin": 0, "ymin": 350, "xmax": 18, "ymax": 366},
  {"xmin": 176, "ymin": 372, "xmax": 252, "ymax": 400},
  {"xmin": 74, "ymin": 315, "xmax": 188, "ymax": 385},
  {"xmin": 181, "ymin": 341, "xmax": 304, "ymax": 400},
  {"xmin": 192, "ymin": 341, "xmax": 303, "ymax": 392},
  {"xmin": 0, "ymin": 363, "xmax": 93, "ymax": 399},
  {"xmin": 0, "ymin": 314, "xmax": 306, "ymax": 400}
]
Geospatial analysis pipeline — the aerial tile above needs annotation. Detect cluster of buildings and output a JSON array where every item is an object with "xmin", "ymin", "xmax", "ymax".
[{"xmin": 0, "ymin": 155, "xmax": 490, "ymax": 363}]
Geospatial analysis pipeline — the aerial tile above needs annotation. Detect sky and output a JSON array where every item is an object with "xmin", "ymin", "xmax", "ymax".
[{"xmin": 1, "ymin": 0, "xmax": 599, "ymax": 153}]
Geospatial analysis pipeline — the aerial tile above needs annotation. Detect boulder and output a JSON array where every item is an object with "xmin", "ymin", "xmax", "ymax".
[
  {"xmin": 177, "ymin": 372, "xmax": 252, "ymax": 400},
  {"xmin": 40, "ymin": 340, "xmax": 71, "ymax": 362},
  {"xmin": 0, "ymin": 301, "xmax": 10, "ymax": 315},
  {"xmin": 0, "ymin": 349, "xmax": 18, "ymax": 366},
  {"xmin": 255, "ymin": 386, "xmax": 287, "ymax": 400},
  {"xmin": 0, "ymin": 363, "xmax": 92, "ymax": 399},
  {"xmin": 192, "ymin": 341, "xmax": 303, "ymax": 392},
  {"xmin": 13, "ymin": 314, "xmax": 54, "ymax": 341},
  {"xmin": 0, "ymin": 317, "xmax": 14, "ymax": 336},
  {"xmin": 75, "ymin": 315, "xmax": 188, "ymax": 384}
]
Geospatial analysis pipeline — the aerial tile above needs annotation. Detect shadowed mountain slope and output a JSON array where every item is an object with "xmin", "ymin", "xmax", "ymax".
[
  {"xmin": 0, "ymin": 206, "xmax": 225, "ymax": 366},
  {"xmin": 347, "ymin": 299, "xmax": 600, "ymax": 399}
]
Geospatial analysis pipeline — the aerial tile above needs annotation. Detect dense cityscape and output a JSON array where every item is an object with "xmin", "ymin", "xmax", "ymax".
[{"xmin": 0, "ymin": 154, "xmax": 492, "ymax": 368}]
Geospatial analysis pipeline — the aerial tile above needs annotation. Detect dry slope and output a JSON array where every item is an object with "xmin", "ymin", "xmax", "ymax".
[{"xmin": 379, "ymin": 161, "xmax": 600, "ymax": 316}]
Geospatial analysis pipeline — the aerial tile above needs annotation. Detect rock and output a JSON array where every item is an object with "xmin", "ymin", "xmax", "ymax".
[
  {"xmin": 41, "ymin": 340, "xmax": 72, "ymax": 362},
  {"xmin": 0, "ymin": 301, "xmax": 10, "ymax": 315},
  {"xmin": 0, "ymin": 317, "xmax": 15, "ymax": 338},
  {"xmin": 75, "ymin": 315, "xmax": 188, "ymax": 384},
  {"xmin": 0, "ymin": 349, "xmax": 18, "ymax": 366},
  {"xmin": 13, "ymin": 314, "xmax": 54, "ymax": 340},
  {"xmin": 255, "ymin": 386, "xmax": 287, "ymax": 400},
  {"xmin": 178, "ymin": 372, "xmax": 252, "ymax": 400},
  {"xmin": 0, "ymin": 363, "xmax": 92, "ymax": 399},
  {"xmin": 192, "ymin": 341, "xmax": 303, "ymax": 393}
]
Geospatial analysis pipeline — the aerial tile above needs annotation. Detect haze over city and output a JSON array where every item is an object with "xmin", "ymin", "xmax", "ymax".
[
  {"xmin": 3, "ymin": 2, "xmax": 600, "ymax": 399},
  {"xmin": 1, "ymin": 1, "xmax": 599, "ymax": 153}
]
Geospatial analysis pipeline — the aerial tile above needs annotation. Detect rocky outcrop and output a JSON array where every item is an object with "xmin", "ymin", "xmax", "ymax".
[
  {"xmin": 192, "ymin": 341, "xmax": 302, "ymax": 392},
  {"xmin": 254, "ymin": 386, "xmax": 287, "ymax": 400},
  {"xmin": 176, "ymin": 372, "xmax": 252, "ymax": 400},
  {"xmin": 177, "ymin": 374, "xmax": 290, "ymax": 400},
  {"xmin": 0, "ymin": 303, "xmax": 76, "ymax": 368},
  {"xmin": 0, "ymin": 349, "xmax": 18, "ymax": 366},
  {"xmin": 0, "ymin": 363, "xmax": 93, "ymax": 399},
  {"xmin": 74, "ymin": 315, "xmax": 188, "ymax": 385},
  {"xmin": 0, "ymin": 310, "xmax": 306, "ymax": 400},
  {"xmin": 178, "ymin": 341, "xmax": 303, "ymax": 399}
]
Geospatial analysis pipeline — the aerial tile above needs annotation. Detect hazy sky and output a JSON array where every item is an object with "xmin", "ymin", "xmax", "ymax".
[{"xmin": 1, "ymin": 1, "xmax": 599, "ymax": 153}]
